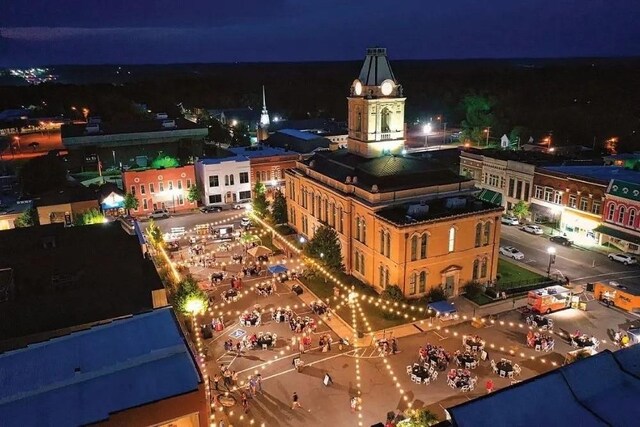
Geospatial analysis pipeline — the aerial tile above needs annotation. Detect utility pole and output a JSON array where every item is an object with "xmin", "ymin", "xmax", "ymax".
[
  {"xmin": 485, "ymin": 127, "xmax": 491, "ymax": 146},
  {"xmin": 443, "ymin": 122, "xmax": 447, "ymax": 144}
]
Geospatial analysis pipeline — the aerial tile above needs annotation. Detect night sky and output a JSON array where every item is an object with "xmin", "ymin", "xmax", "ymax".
[{"xmin": 1, "ymin": 0, "xmax": 639, "ymax": 66}]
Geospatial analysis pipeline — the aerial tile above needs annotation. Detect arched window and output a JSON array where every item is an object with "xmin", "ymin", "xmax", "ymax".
[
  {"xmin": 448, "ymin": 227, "xmax": 456, "ymax": 252},
  {"xmin": 607, "ymin": 202, "xmax": 616, "ymax": 221},
  {"xmin": 420, "ymin": 234, "xmax": 428, "ymax": 259},
  {"xmin": 330, "ymin": 202, "xmax": 336, "ymax": 226},
  {"xmin": 628, "ymin": 209, "xmax": 636, "ymax": 227},
  {"xmin": 409, "ymin": 272, "xmax": 417, "ymax": 295},
  {"xmin": 483, "ymin": 222, "xmax": 491, "ymax": 245},
  {"xmin": 310, "ymin": 192, "xmax": 315, "ymax": 214},
  {"xmin": 472, "ymin": 259, "xmax": 480, "ymax": 280},
  {"xmin": 338, "ymin": 206, "xmax": 344, "ymax": 233},
  {"xmin": 379, "ymin": 229, "xmax": 385, "ymax": 253},
  {"xmin": 385, "ymin": 232, "xmax": 391, "ymax": 257},
  {"xmin": 379, "ymin": 265, "xmax": 385, "ymax": 287},
  {"xmin": 381, "ymin": 108, "xmax": 391, "ymax": 132},
  {"xmin": 475, "ymin": 223, "xmax": 482, "ymax": 247},
  {"xmin": 481, "ymin": 258, "xmax": 488, "ymax": 278},
  {"xmin": 410, "ymin": 235, "xmax": 418, "ymax": 261},
  {"xmin": 356, "ymin": 217, "xmax": 361, "ymax": 241},
  {"xmin": 362, "ymin": 220, "xmax": 367, "ymax": 244},
  {"xmin": 419, "ymin": 271, "xmax": 427, "ymax": 293},
  {"xmin": 618, "ymin": 206, "xmax": 626, "ymax": 224}
]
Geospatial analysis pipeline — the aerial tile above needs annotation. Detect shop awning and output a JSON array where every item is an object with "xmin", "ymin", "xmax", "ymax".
[
  {"xmin": 477, "ymin": 188, "xmax": 502, "ymax": 205},
  {"xmin": 593, "ymin": 224, "xmax": 640, "ymax": 246},
  {"xmin": 428, "ymin": 300, "xmax": 457, "ymax": 315},
  {"xmin": 267, "ymin": 264, "xmax": 288, "ymax": 274}
]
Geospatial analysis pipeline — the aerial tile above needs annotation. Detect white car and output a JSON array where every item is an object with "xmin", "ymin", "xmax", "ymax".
[
  {"xmin": 501, "ymin": 215, "xmax": 519, "ymax": 226},
  {"xmin": 240, "ymin": 217, "xmax": 251, "ymax": 227},
  {"xmin": 608, "ymin": 253, "xmax": 637, "ymax": 265},
  {"xmin": 522, "ymin": 224, "xmax": 543, "ymax": 235},
  {"xmin": 233, "ymin": 201, "xmax": 251, "ymax": 210},
  {"xmin": 500, "ymin": 246, "xmax": 525, "ymax": 260},
  {"xmin": 148, "ymin": 208, "xmax": 170, "ymax": 219}
]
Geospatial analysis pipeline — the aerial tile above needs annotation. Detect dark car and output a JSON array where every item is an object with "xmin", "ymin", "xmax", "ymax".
[
  {"xmin": 549, "ymin": 235, "xmax": 573, "ymax": 246},
  {"xmin": 200, "ymin": 205, "xmax": 223, "ymax": 213}
]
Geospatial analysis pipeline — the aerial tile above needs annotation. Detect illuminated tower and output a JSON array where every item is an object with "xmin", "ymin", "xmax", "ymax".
[{"xmin": 257, "ymin": 85, "xmax": 270, "ymax": 142}]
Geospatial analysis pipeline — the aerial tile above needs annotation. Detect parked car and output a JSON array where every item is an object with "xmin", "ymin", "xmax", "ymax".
[
  {"xmin": 550, "ymin": 235, "xmax": 573, "ymax": 246},
  {"xmin": 240, "ymin": 217, "xmax": 251, "ymax": 227},
  {"xmin": 499, "ymin": 245, "xmax": 525, "ymax": 260},
  {"xmin": 149, "ymin": 208, "xmax": 170, "ymax": 219},
  {"xmin": 501, "ymin": 215, "xmax": 519, "ymax": 226},
  {"xmin": 200, "ymin": 205, "xmax": 223, "ymax": 213},
  {"xmin": 233, "ymin": 201, "xmax": 251, "ymax": 210},
  {"xmin": 522, "ymin": 224, "xmax": 543, "ymax": 235},
  {"xmin": 608, "ymin": 253, "xmax": 637, "ymax": 265}
]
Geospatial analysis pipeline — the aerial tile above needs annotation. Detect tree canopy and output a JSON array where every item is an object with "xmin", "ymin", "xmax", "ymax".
[
  {"xmin": 304, "ymin": 225, "xmax": 343, "ymax": 272},
  {"xmin": 73, "ymin": 208, "xmax": 106, "ymax": 226},
  {"xmin": 19, "ymin": 152, "xmax": 67, "ymax": 195},
  {"xmin": 173, "ymin": 275, "xmax": 208, "ymax": 315},
  {"xmin": 512, "ymin": 200, "xmax": 530, "ymax": 220},
  {"xmin": 123, "ymin": 193, "xmax": 139, "ymax": 215},
  {"xmin": 460, "ymin": 93, "xmax": 496, "ymax": 144},
  {"xmin": 270, "ymin": 190, "xmax": 288, "ymax": 225},
  {"xmin": 187, "ymin": 185, "xmax": 202, "ymax": 203},
  {"xmin": 252, "ymin": 182, "xmax": 269, "ymax": 218},
  {"xmin": 14, "ymin": 207, "xmax": 39, "ymax": 228}
]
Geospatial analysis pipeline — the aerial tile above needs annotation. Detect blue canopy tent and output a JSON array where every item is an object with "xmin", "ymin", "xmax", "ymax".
[
  {"xmin": 428, "ymin": 300, "xmax": 457, "ymax": 316},
  {"xmin": 267, "ymin": 264, "xmax": 288, "ymax": 275}
]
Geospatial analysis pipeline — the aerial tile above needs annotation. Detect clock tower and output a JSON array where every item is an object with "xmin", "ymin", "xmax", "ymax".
[{"xmin": 347, "ymin": 47, "xmax": 406, "ymax": 158}]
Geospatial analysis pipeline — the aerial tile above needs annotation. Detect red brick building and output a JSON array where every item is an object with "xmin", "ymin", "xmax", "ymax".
[
  {"xmin": 123, "ymin": 165, "xmax": 197, "ymax": 215},
  {"xmin": 598, "ymin": 179, "xmax": 640, "ymax": 254},
  {"xmin": 229, "ymin": 145, "xmax": 298, "ymax": 199}
]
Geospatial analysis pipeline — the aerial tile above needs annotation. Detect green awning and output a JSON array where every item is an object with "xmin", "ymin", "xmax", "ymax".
[
  {"xmin": 477, "ymin": 188, "xmax": 503, "ymax": 205},
  {"xmin": 594, "ymin": 224, "xmax": 640, "ymax": 245}
]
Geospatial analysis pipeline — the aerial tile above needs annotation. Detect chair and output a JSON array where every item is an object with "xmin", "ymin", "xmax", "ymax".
[
  {"xmin": 507, "ymin": 371, "xmax": 514, "ymax": 379},
  {"xmin": 480, "ymin": 350, "xmax": 488, "ymax": 361},
  {"xmin": 423, "ymin": 377, "xmax": 430, "ymax": 385},
  {"xmin": 262, "ymin": 344, "xmax": 268, "ymax": 350},
  {"xmin": 461, "ymin": 385, "xmax": 470, "ymax": 392},
  {"xmin": 492, "ymin": 366, "xmax": 499, "ymax": 374},
  {"xmin": 513, "ymin": 364, "xmax": 522, "ymax": 376},
  {"xmin": 535, "ymin": 344, "xmax": 541, "ymax": 352},
  {"xmin": 431, "ymin": 371, "xmax": 438, "ymax": 381},
  {"xmin": 410, "ymin": 374, "xmax": 418, "ymax": 383},
  {"xmin": 470, "ymin": 361, "xmax": 478, "ymax": 369},
  {"xmin": 406, "ymin": 365, "xmax": 413, "ymax": 374},
  {"xmin": 468, "ymin": 382, "xmax": 475, "ymax": 391},
  {"xmin": 465, "ymin": 362, "xmax": 472, "ymax": 369},
  {"xmin": 499, "ymin": 370, "xmax": 506, "ymax": 378}
]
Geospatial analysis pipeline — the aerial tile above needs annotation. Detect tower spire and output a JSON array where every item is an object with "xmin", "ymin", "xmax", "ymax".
[
  {"xmin": 262, "ymin": 85, "xmax": 267, "ymax": 111},
  {"xmin": 259, "ymin": 85, "xmax": 270, "ymax": 127}
]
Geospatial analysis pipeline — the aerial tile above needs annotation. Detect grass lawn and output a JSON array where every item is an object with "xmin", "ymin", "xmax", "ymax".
[
  {"xmin": 464, "ymin": 292, "xmax": 495, "ymax": 306},
  {"xmin": 299, "ymin": 271, "xmax": 431, "ymax": 331},
  {"xmin": 497, "ymin": 259, "xmax": 545, "ymax": 290}
]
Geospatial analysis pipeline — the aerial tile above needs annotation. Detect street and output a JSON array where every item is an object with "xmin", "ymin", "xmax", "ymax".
[
  {"xmin": 500, "ymin": 225, "xmax": 640, "ymax": 293},
  {"xmin": 144, "ymin": 208, "xmax": 249, "ymax": 234}
]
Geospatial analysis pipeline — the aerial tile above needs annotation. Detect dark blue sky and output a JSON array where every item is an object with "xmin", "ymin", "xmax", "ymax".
[{"xmin": 1, "ymin": 0, "xmax": 639, "ymax": 66}]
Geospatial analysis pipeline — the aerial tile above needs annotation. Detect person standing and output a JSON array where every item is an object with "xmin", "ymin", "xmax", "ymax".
[
  {"xmin": 292, "ymin": 392, "xmax": 303, "ymax": 410},
  {"xmin": 241, "ymin": 391, "xmax": 249, "ymax": 413},
  {"xmin": 485, "ymin": 379, "xmax": 494, "ymax": 394},
  {"xmin": 213, "ymin": 374, "xmax": 220, "ymax": 391},
  {"xmin": 350, "ymin": 396, "xmax": 358, "ymax": 413},
  {"xmin": 256, "ymin": 373, "xmax": 263, "ymax": 393},
  {"xmin": 391, "ymin": 338, "xmax": 398, "ymax": 355}
]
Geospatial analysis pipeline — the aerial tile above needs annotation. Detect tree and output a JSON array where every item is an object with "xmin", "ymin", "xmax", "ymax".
[
  {"xmin": 14, "ymin": 208, "xmax": 39, "ymax": 228},
  {"xmin": 173, "ymin": 275, "xmax": 209, "ymax": 315},
  {"xmin": 459, "ymin": 94, "xmax": 495, "ymax": 144},
  {"xmin": 73, "ymin": 208, "xmax": 106, "ymax": 226},
  {"xmin": 252, "ymin": 182, "xmax": 269, "ymax": 218},
  {"xmin": 146, "ymin": 219, "xmax": 164, "ymax": 247},
  {"xmin": 509, "ymin": 126, "xmax": 530, "ymax": 150},
  {"xmin": 187, "ymin": 185, "xmax": 202, "ymax": 204},
  {"xmin": 207, "ymin": 119, "xmax": 232, "ymax": 145},
  {"xmin": 512, "ymin": 200, "xmax": 530, "ymax": 221},
  {"xmin": 123, "ymin": 193, "xmax": 139, "ymax": 216},
  {"xmin": 304, "ymin": 225, "xmax": 343, "ymax": 272},
  {"xmin": 19, "ymin": 152, "xmax": 67, "ymax": 195},
  {"xmin": 402, "ymin": 408, "xmax": 439, "ymax": 427},
  {"xmin": 381, "ymin": 285, "xmax": 405, "ymax": 302},
  {"xmin": 270, "ymin": 190, "xmax": 288, "ymax": 225},
  {"xmin": 231, "ymin": 123, "xmax": 251, "ymax": 147}
]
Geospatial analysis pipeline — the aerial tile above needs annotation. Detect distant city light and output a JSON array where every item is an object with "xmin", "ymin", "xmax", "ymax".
[{"xmin": 423, "ymin": 123, "xmax": 432, "ymax": 134}]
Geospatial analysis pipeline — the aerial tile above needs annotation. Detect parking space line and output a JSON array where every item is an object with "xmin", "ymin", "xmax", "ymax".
[{"xmin": 258, "ymin": 350, "xmax": 357, "ymax": 383}]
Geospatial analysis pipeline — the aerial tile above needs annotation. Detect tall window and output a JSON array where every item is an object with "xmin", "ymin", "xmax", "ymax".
[
  {"xmin": 418, "ymin": 271, "xmax": 427, "ymax": 293},
  {"xmin": 140, "ymin": 184, "xmax": 146, "ymax": 195},
  {"xmin": 177, "ymin": 180, "xmax": 182, "ymax": 190},
  {"xmin": 607, "ymin": 202, "xmax": 616, "ymax": 221},
  {"xmin": 481, "ymin": 258, "xmax": 488, "ymax": 278},
  {"xmin": 580, "ymin": 197, "xmax": 588, "ymax": 211},
  {"xmin": 544, "ymin": 188, "xmax": 553, "ymax": 202},
  {"xmin": 475, "ymin": 223, "xmax": 482, "ymax": 247},
  {"xmin": 143, "ymin": 198, "xmax": 148, "ymax": 210},
  {"xmin": 534, "ymin": 186, "xmax": 543, "ymax": 199},
  {"xmin": 130, "ymin": 185, "xmax": 136, "ymax": 195},
  {"xmin": 592, "ymin": 201, "xmax": 601, "ymax": 215},
  {"xmin": 524, "ymin": 183, "xmax": 530, "ymax": 201},
  {"xmin": 224, "ymin": 175, "xmax": 229, "ymax": 186},
  {"xmin": 472, "ymin": 259, "xmax": 479, "ymax": 280},
  {"xmin": 448, "ymin": 227, "xmax": 456, "ymax": 252},
  {"xmin": 568, "ymin": 195, "xmax": 577, "ymax": 208},
  {"xmin": 311, "ymin": 193, "xmax": 315, "ymax": 215},
  {"xmin": 508, "ymin": 178, "xmax": 515, "ymax": 197},
  {"xmin": 168, "ymin": 181, "xmax": 173, "ymax": 191},
  {"xmin": 553, "ymin": 191, "xmax": 562, "ymax": 205},
  {"xmin": 409, "ymin": 273, "xmax": 416, "ymax": 295},
  {"xmin": 380, "ymin": 229, "xmax": 385, "ymax": 254},
  {"xmin": 338, "ymin": 207, "xmax": 344, "ymax": 233},
  {"xmin": 159, "ymin": 182, "xmax": 164, "ymax": 192},
  {"xmin": 628, "ymin": 209, "xmax": 636, "ymax": 227},
  {"xmin": 385, "ymin": 232, "xmax": 391, "ymax": 257},
  {"xmin": 228, "ymin": 174, "xmax": 234, "ymax": 185},
  {"xmin": 239, "ymin": 172, "xmax": 249, "ymax": 184},
  {"xmin": 355, "ymin": 108, "xmax": 362, "ymax": 132},
  {"xmin": 381, "ymin": 108, "xmax": 390, "ymax": 132},
  {"xmin": 410, "ymin": 235, "xmax": 418, "ymax": 261},
  {"xmin": 483, "ymin": 222, "xmax": 491, "ymax": 246},
  {"xmin": 186, "ymin": 179, "xmax": 192, "ymax": 188},
  {"xmin": 420, "ymin": 234, "xmax": 428, "ymax": 259},
  {"xmin": 618, "ymin": 206, "xmax": 626, "ymax": 224},
  {"xmin": 149, "ymin": 183, "xmax": 155, "ymax": 193}
]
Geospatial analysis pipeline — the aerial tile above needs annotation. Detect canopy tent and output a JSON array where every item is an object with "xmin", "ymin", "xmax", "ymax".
[
  {"xmin": 428, "ymin": 300, "xmax": 457, "ymax": 315},
  {"xmin": 627, "ymin": 327, "xmax": 640, "ymax": 344},
  {"xmin": 247, "ymin": 246, "xmax": 271, "ymax": 258},
  {"xmin": 267, "ymin": 264, "xmax": 288, "ymax": 275}
]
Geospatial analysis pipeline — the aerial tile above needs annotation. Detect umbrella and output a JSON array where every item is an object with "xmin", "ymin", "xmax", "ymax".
[
  {"xmin": 247, "ymin": 245, "xmax": 272, "ymax": 258},
  {"xmin": 268, "ymin": 264, "xmax": 288, "ymax": 275}
]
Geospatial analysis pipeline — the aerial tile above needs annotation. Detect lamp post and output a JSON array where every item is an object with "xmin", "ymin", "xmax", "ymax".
[
  {"xmin": 423, "ymin": 123, "xmax": 432, "ymax": 148},
  {"xmin": 484, "ymin": 127, "xmax": 491, "ymax": 146},
  {"xmin": 547, "ymin": 247, "xmax": 556, "ymax": 276}
]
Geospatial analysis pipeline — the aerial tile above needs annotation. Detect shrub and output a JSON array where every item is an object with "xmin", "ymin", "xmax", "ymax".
[
  {"xmin": 381, "ymin": 285, "xmax": 405, "ymax": 303},
  {"xmin": 426, "ymin": 286, "xmax": 446, "ymax": 302}
]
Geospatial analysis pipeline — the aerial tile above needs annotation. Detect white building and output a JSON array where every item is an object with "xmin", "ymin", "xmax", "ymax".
[{"xmin": 195, "ymin": 155, "xmax": 251, "ymax": 206}]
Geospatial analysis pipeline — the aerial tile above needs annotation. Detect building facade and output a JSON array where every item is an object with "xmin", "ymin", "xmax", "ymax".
[
  {"xmin": 597, "ymin": 180, "xmax": 640, "ymax": 254},
  {"xmin": 123, "ymin": 165, "xmax": 197, "ymax": 215},
  {"xmin": 229, "ymin": 145, "xmax": 298, "ymax": 199},
  {"xmin": 285, "ymin": 48, "xmax": 502, "ymax": 298},
  {"xmin": 195, "ymin": 156, "xmax": 251, "ymax": 206}
]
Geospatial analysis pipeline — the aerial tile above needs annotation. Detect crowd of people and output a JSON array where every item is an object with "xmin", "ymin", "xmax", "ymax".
[
  {"xmin": 240, "ymin": 310, "xmax": 261, "ymax": 326},
  {"xmin": 256, "ymin": 283, "xmax": 274, "ymax": 297},
  {"xmin": 447, "ymin": 368, "xmax": 477, "ymax": 391},
  {"xmin": 418, "ymin": 343, "xmax": 451, "ymax": 371},
  {"xmin": 527, "ymin": 330, "xmax": 555, "ymax": 352},
  {"xmin": 310, "ymin": 300, "xmax": 328, "ymax": 315}
]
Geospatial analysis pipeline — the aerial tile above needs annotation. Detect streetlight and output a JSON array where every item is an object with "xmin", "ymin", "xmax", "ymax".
[
  {"xmin": 484, "ymin": 127, "xmax": 491, "ymax": 146},
  {"xmin": 547, "ymin": 247, "xmax": 556, "ymax": 276},
  {"xmin": 423, "ymin": 123, "xmax": 432, "ymax": 148}
]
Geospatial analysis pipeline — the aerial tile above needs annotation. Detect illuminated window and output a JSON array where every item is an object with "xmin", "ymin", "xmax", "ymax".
[
  {"xmin": 410, "ymin": 235, "xmax": 418, "ymax": 261},
  {"xmin": 418, "ymin": 271, "xmax": 427, "ymax": 293},
  {"xmin": 448, "ymin": 227, "xmax": 456, "ymax": 252},
  {"xmin": 607, "ymin": 202, "xmax": 616, "ymax": 221},
  {"xmin": 618, "ymin": 206, "xmax": 626, "ymax": 224},
  {"xmin": 420, "ymin": 234, "xmax": 428, "ymax": 259}
]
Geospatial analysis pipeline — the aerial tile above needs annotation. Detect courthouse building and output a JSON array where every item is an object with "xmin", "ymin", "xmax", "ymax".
[{"xmin": 285, "ymin": 48, "xmax": 502, "ymax": 298}]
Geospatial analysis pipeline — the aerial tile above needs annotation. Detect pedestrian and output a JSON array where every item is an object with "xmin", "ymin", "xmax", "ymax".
[
  {"xmin": 256, "ymin": 373, "xmax": 263, "ymax": 393},
  {"xmin": 236, "ymin": 342, "xmax": 242, "ymax": 354},
  {"xmin": 485, "ymin": 379, "xmax": 494, "ymax": 394},
  {"xmin": 249, "ymin": 376, "xmax": 257, "ymax": 396},
  {"xmin": 350, "ymin": 396, "xmax": 358, "ymax": 413},
  {"xmin": 213, "ymin": 374, "xmax": 220, "ymax": 391},
  {"xmin": 292, "ymin": 392, "xmax": 303, "ymax": 410},
  {"xmin": 391, "ymin": 338, "xmax": 398, "ymax": 355},
  {"xmin": 299, "ymin": 340, "xmax": 305, "ymax": 354},
  {"xmin": 232, "ymin": 370, "xmax": 239, "ymax": 385},
  {"xmin": 241, "ymin": 391, "xmax": 249, "ymax": 413}
]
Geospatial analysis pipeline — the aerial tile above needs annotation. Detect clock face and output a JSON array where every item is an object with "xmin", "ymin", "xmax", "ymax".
[
  {"xmin": 380, "ymin": 80, "xmax": 393, "ymax": 96},
  {"xmin": 354, "ymin": 80, "xmax": 362, "ymax": 96}
]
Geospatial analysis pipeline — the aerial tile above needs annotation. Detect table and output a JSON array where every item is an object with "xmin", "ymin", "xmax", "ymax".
[
  {"xmin": 465, "ymin": 338, "xmax": 484, "ymax": 352},
  {"xmin": 257, "ymin": 336, "xmax": 273, "ymax": 347},
  {"xmin": 496, "ymin": 361, "xmax": 513, "ymax": 375},
  {"xmin": 456, "ymin": 354, "xmax": 476, "ymax": 367},
  {"xmin": 573, "ymin": 336, "xmax": 595, "ymax": 348},
  {"xmin": 411, "ymin": 365, "xmax": 430, "ymax": 380}
]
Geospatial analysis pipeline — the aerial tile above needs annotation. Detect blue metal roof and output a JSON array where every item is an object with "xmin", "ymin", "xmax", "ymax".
[
  {"xmin": 0, "ymin": 308, "xmax": 201, "ymax": 427},
  {"xmin": 428, "ymin": 300, "xmax": 457, "ymax": 314},
  {"xmin": 198, "ymin": 154, "xmax": 248, "ymax": 165},
  {"xmin": 277, "ymin": 129, "xmax": 322, "ymax": 141},
  {"xmin": 229, "ymin": 145, "xmax": 294, "ymax": 158},
  {"xmin": 541, "ymin": 166, "xmax": 640, "ymax": 184}
]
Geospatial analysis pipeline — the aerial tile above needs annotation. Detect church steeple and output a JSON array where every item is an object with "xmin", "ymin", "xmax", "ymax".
[{"xmin": 260, "ymin": 85, "xmax": 270, "ymax": 127}]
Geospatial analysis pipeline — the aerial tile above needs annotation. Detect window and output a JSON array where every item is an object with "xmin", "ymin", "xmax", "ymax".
[
  {"xmin": 629, "ymin": 209, "xmax": 636, "ymax": 227},
  {"xmin": 516, "ymin": 181, "xmax": 523, "ymax": 199},
  {"xmin": 475, "ymin": 223, "xmax": 482, "ymax": 247},
  {"xmin": 239, "ymin": 190, "xmax": 251, "ymax": 200},
  {"xmin": 361, "ymin": 220, "xmax": 366, "ymax": 244},
  {"xmin": 330, "ymin": 203, "xmax": 336, "ymax": 227},
  {"xmin": 544, "ymin": 188, "xmax": 553, "ymax": 202},
  {"xmin": 177, "ymin": 180, "xmax": 182, "ymax": 190},
  {"xmin": 483, "ymin": 222, "xmax": 491, "ymax": 245},
  {"xmin": 472, "ymin": 259, "xmax": 479, "ymax": 280},
  {"xmin": 143, "ymin": 198, "xmax": 148, "ymax": 210},
  {"xmin": 534, "ymin": 186, "xmax": 543, "ymax": 199},
  {"xmin": 240, "ymin": 172, "xmax": 249, "ymax": 184},
  {"xmin": 508, "ymin": 178, "xmax": 515, "ymax": 197},
  {"xmin": 209, "ymin": 175, "xmax": 219, "ymax": 187},
  {"xmin": 420, "ymin": 234, "xmax": 428, "ymax": 259},
  {"xmin": 229, "ymin": 174, "xmax": 234, "ymax": 185},
  {"xmin": 224, "ymin": 175, "xmax": 229, "ymax": 186},
  {"xmin": 311, "ymin": 193, "xmax": 315, "ymax": 215},
  {"xmin": 410, "ymin": 235, "xmax": 418, "ymax": 261},
  {"xmin": 178, "ymin": 194, "xmax": 184, "ymax": 205},
  {"xmin": 448, "ymin": 227, "xmax": 456, "ymax": 252},
  {"xmin": 592, "ymin": 201, "xmax": 601, "ymax": 215},
  {"xmin": 168, "ymin": 181, "xmax": 173, "ymax": 191},
  {"xmin": 130, "ymin": 185, "xmax": 136, "ymax": 195},
  {"xmin": 580, "ymin": 197, "xmax": 588, "ymax": 211},
  {"xmin": 140, "ymin": 184, "xmax": 146, "ymax": 195},
  {"xmin": 381, "ymin": 108, "xmax": 390, "ymax": 132},
  {"xmin": 385, "ymin": 232, "xmax": 391, "ymax": 257},
  {"xmin": 618, "ymin": 206, "xmax": 626, "ymax": 223},
  {"xmin": 607, "ymin": 202, "xmax": 616, "ymax": 221},
  {"xmin": 379, "ymin": 229, "xmax": 385, "ymax": 254},
  {"xmin": 418, "ymin": 271, "xmax": 427, "ymax": 293},
  {"xmin": 149, "ymin": 183, "xmax": 155, "ymax": 193},
  {"xmin": 338, "ymin": 207, "xmax": 344, "ymax": 233},
  {"xmin": 409, "ymin": 273, "xmax": 416, "ymax": 295},
  {"xmin": 186, "ymin": 179, "xmax": 192, "ymax": 188},
  {"xmin": 323, "ymin": 199, "xmax": 328, "ymax": 222},
  {"xmin": 302, "ymin": 216, "xmax": 308, "ymax": 235},
  {"xmin": 568, "ymin": 195, "xmax": 577, "ymax": 208},
  {"xmin": 481, "ymin": 258, "xmax": 488, "ymax": 278},
  {"xmin": 209, "ymin": 194, "xmax": 222, "ymax": 204},
  {"xmin": 524, "ymin": 183, "xmax": 530, "ymax": 201},
  {"xmin": 159, "ymin": 182, "xmax": 164, "ymax": 192},
  {"xmin": 354, "ymin": 251, "xmax": 365, "ymax": 275},
  {"xmin": 553, "ymin": 191, "xmax": 562, "ymax": 205}
]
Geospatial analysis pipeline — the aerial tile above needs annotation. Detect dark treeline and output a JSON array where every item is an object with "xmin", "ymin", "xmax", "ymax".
[{"xmin": 1, "ymin": 58, "xmax": 639, "ymax": 150}]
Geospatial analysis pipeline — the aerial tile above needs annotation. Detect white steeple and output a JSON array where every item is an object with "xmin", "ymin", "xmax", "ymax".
[{"xmin": 260, "ymin": 85, "xmax": 270, "ymax": 127}]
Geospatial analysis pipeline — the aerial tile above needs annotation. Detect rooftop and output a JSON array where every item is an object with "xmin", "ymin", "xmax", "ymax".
[
  {"xmin": 461, "ymin": 147, "xmax": 565, "ymax": 165},
  {"xmin": 0, "ymin": 308, "xmax": 202, "ymax": 426},
  {"xmin": 268, "ymin": 118, "xmax": 347, "ymax": 134},
  {"xmin": 375, "ymin": 195, "xmax": 502, "ymax": 226},
  {"xmin": 61, "ymin": 117, "xmax": 206, "ymax": 139},
  {"xmin": 35, "ymin": 183, "xmax": 98, "ymax": 206},
  {"xmin": 446, "ymin": 346, "xmax": 640, "ymax": 427},
  {"xmin": 608, "ymin": 179, "xmax": 640, "ymax": 202},
  {"xmin": 228, "ymin": 144, "xmax": 299, "ymax": 159},
  {"xmin": 266, "ymin": 130, "xmax": 331, "ymax": 154},
  {"xmin": 304, "ymin": 149, "xmax": 468, "ymax": 193},
  {"xmin": 0, "ymin": 223, "xmax": 164, "ymax": 351},
  {"xmin": 358, "ymin": 47, "xmax": 397, "ymax": 86},
  {"xmin": 539, "ymin": 165, "xmax": 640, "ymax": 185}
]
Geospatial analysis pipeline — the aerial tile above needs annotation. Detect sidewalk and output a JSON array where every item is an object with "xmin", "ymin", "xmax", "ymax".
[{"xmin": 538, "ymin": 224, "xmax": 616, "ymax": 256}]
